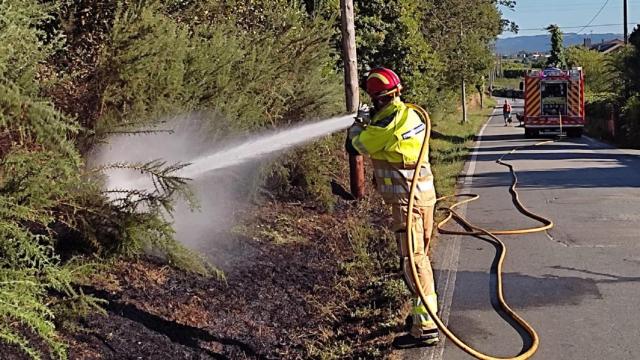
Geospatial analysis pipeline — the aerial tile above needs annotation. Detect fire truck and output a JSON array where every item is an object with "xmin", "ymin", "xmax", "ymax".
[{"xmin": 522, "ymin": 67, "xmax": 585, "ymax": 138}]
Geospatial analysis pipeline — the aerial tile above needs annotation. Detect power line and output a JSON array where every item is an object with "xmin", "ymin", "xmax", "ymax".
[
  {"xmin": 514, "ymin": 0, "xmax": 637, "ymax": 10},
  {"xmin": 517, "ymin": 22, "xmax": 638, "ymax": 31},
  {"xmin": 576, "ymin": 0, "xmax": 613, "ymax": 34}
]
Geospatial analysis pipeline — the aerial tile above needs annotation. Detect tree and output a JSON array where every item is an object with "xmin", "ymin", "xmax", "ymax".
[
  {"xmin": 617, "ymin": 26, "xmax": 640, "ymax": 140},
  {"xmin": 312, "ymin": 0, "xmax": 504, "ymax": 112},
  {"xmin": 498, "ymin": 0, "xmax": 519, "ymax": 33},
  {"xmin": 476, "ymin": 76, "xmax": 486, "ymax": 108},
  {"xmin": 349, "ymin": 0, "xmax": 442, "ymax": 106},
  {"xmin": 546, "ymin": 24, "xmax": 566, "ymax": 68},
  {"xmin": 565, "ymin": 46, "xmax": 610, "ymax": 96},
  {"xmin": 583, "ymin": 25, "xmax": 640, "ymax": 145},
  {"xmin": 623, "ymin": 25, "xmax": 640, "ymax": 94},
  {"xmin": 420, "ymin": 0, "xmax": 502, "ymax": 122}
]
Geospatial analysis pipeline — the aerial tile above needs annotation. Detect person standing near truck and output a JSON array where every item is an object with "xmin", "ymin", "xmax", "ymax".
[{"xmin": 503, "ymin": 99, "xmax": 512, "ymax": 126}]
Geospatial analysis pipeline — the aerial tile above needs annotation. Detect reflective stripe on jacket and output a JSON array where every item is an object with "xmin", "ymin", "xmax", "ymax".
[{"xmin": 371, "ymin": 159, "xmax": 436, "ymax": 206}]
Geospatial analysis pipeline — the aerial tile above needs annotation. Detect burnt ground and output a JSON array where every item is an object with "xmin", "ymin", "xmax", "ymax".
[{"xmin": 36, "ymin": 195, "xmax": 409, "ymax": 360}]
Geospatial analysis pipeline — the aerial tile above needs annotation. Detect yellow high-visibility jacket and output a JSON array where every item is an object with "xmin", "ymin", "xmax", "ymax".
[{"xmin": 351, "ymin": 98, "xmax": 436, "ymax": 206}]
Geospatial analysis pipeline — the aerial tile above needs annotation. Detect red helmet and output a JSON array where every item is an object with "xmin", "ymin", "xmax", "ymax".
[{"xmin": 366, "ymin": 67, "xmax": 403, "ymax": 99}]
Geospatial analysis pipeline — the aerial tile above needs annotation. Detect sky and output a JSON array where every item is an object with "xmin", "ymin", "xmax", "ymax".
[{"xmin": 499, "ymin": 0, "xmax": 640, "ymax": 38}]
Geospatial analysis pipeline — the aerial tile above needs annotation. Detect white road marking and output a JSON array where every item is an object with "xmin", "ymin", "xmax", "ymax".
[{"xmin": 462, "ymin": 119, "xmax": 491, "ymax": 185}]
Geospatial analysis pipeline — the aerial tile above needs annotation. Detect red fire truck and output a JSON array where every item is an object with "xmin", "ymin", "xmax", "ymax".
[{"xmin": 522, "ymin": 67, "xmax": 585, "ymax": 138}]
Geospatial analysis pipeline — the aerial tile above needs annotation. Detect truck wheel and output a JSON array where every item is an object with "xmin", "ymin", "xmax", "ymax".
[
  {"xmin": 524, "ymin": 128, "xmax": 536, "ymax": 138},
  {"xmin": 567, "ymin": 128, "xmax": 583, "ymax": 138}
]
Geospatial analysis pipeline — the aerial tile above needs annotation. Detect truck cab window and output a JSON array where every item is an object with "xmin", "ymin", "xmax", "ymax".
[{"xmin": 541, "ymin": 82, "xmax": 568, "ymax": 116}]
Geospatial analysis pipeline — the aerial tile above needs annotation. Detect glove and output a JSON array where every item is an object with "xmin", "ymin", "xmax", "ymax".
[
  {"xmin": 345, "ymin": 128, "xmax": 360, "ymax": 155},
  {"xmin": 355, "ymin": 104, "xmax": 371, "ymax": 125},
  {"xmin": 348, "ymin": 123, "xmax": 364, "ymax": 139},
  {"xmin": 345, "ymin": 123, "xmax": 364, "ymax": 155}
]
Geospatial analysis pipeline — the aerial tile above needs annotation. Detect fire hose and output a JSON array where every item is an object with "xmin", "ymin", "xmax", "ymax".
[{"xmin": 405, "ymin": 103, "xmax": 554, "ymax": 359}]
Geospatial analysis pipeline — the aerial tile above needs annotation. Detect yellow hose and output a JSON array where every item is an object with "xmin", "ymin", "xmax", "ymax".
[{"xmin": 405, "ymin": 104, "xmax": 554, "ymax": 359}]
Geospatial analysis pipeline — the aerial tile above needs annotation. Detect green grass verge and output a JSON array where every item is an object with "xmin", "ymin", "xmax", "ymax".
[
  {"xmin": 430, "ymin": 97, "xmax": 497, "ymax": 199},
  {"xmin": 492, "ymin": 77, "xmax": 522, "ymax": 89}
]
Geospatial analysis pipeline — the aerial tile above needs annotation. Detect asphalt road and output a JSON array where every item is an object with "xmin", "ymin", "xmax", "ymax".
[{"xmin": 405, "ymin": 99, "xmax": 640, "ymax": 360}]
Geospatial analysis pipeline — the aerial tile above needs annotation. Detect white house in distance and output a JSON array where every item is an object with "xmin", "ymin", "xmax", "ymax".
[{"xmin": 583, "ymin": 37, "xmax": 625, "ymax": 54}]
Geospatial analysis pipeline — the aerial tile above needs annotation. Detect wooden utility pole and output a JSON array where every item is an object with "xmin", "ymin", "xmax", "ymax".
[
  {"xmin": 460, "ymin": 28, "xmax": 468, "ymax": 123},
  {"xmin": 340, "ymin": 0, "xmax": 365, "ymax": 199},
  {"xmin": 461, "ymin": 78, "xmax": 468, "ymax": 123},
  {"xmin": 624, "ymin": 0, "xmax": 629, "ymax": 44}
]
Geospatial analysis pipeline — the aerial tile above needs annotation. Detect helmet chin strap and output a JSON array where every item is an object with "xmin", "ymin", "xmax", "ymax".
[{"xmin": 372, "ymin": 87, "xmax": 401, "ymax": 110}]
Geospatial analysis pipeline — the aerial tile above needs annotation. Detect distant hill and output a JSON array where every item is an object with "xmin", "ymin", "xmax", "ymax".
[{"xmin": 496, "ymin": 33, "xmax": 622, "ymax": 55}]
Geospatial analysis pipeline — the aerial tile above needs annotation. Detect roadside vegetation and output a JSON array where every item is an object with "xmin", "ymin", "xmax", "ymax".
[
  {"xmin": 1, "ymin": 0, "xmax": 510, "ymax": 358},
  {"xmin": 564, "ymin": 27, "xmax": 640, "ymax": 147},
  {"xmin": 492, "ymin": 76, "xmax": 522, "ymax": 90},
  {"xmin": 490, "ymin": 59, "xmax": 528, "ymax": 99},
  {"xmin": 431, "ymin": 97, "xmax": 498, "ymax": 198}
]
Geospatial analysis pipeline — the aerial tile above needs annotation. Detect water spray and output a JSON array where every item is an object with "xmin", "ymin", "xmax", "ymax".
[
  {"xmin": 107, "ymin": 114, "xmax": 355, "ymax": 192},
  {"xmin": 179, "ymin": 114, "xmax": 354, "ymax": 179},
  {"xmin": 98, "ymin": 113, "xmax": 355, "ymax": 258}
]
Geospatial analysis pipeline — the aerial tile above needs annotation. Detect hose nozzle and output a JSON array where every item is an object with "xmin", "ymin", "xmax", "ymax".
[{"xmin": 354, "ymin": 104, "xmax": 372, "ymax": 126}]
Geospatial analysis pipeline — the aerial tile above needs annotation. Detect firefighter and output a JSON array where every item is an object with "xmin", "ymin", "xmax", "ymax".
[{"xmin": 345, "ymin": 67, "xmax": 439, "ymax": 344}]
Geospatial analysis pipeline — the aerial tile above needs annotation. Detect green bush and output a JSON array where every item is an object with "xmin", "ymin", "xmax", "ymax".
[
  {"xmin": 503, "ymin": 69, "xmax": 526, "ymax": 78},
  {"xmin": 89, "ymin": 1, "xmax": 345, "ymax": 205},
  {"xmin": 0, "ymin": 2, "xmax": 91, "ymax": 357},
  {"xmin": 0, "ymin": 2, "xmax": 213, "ymax": 358},
  {"xmin": 186, "ymin": 7, "xmax": 344, "ymax": 131},
  {"xmin": 566, "ymin": 46, "xmax": 611, "ymax": 96},
  {"xmin": 620, "ymin": 95, "xmax": 640, "ymax": 146},
  {"xmin": 583, "ymin": 27, "xmax": 640, "ymax": 147},
  {"xmin": 0, "ymin": 147, "xmax": 94, "ymax": 360},
  {"xmin": 93, "ymin": 0, "xmax": 343, "ymax": 134},
  {"xmin": 260, "ymin": 135, "xmax": 346, "ymax": 213},
  {"xmin": 502, "ymin": 60, "xmax": 528, "ymax": 70},
  {"xmin": 585, "ymin": 97, "xmax": 615, "ymax": 140},
  {"xmin": 97, "ymin": 2, "xmax": 191, "ymax": 131}
]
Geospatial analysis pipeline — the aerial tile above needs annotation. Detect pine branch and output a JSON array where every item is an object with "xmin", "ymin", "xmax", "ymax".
[
  {"xmin": 101, "ymin": 129, "xmax": 175, "ymax": 136},
  {"xmin": 100, "ymin": 159, "xmax": 194, "ymax": 212}
]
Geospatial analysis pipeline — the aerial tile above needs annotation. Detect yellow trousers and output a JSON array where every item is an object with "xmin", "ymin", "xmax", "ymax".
[{"xmin": 392, "ymin": 204, "xmax": 438, "ymax": 329}]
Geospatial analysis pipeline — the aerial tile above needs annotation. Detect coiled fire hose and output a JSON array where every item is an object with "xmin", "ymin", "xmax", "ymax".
[{"xmin": 405, "ymin": 104, "xmax": 554, "ymax": 359}]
